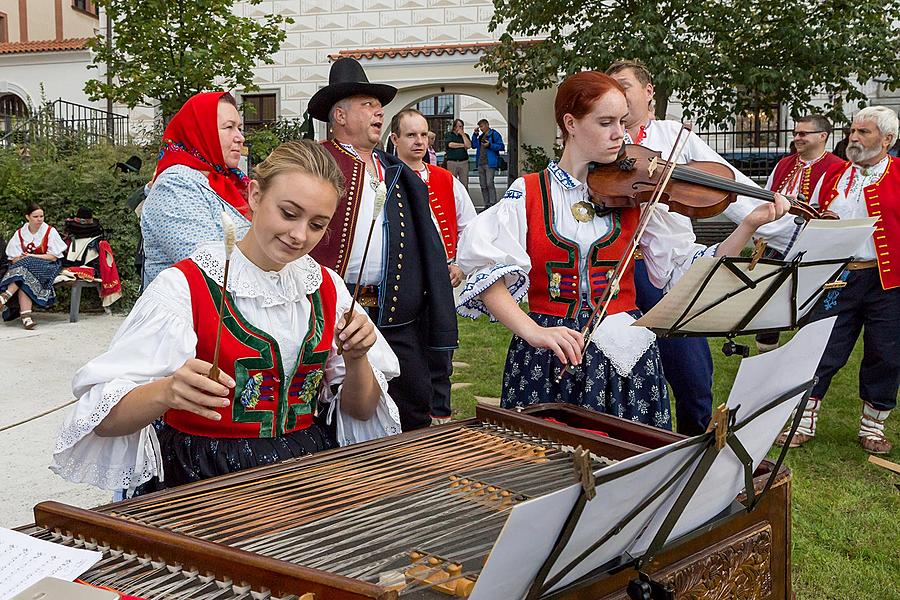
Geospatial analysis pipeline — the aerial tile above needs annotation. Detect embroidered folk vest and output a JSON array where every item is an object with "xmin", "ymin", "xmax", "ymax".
[
  {"xmin": 165, "ymin": 259, "xmax": 338, "ymax": 438},
  {"xmin": 819, "ymin": 156, "xmax": 900, "ymax": 290},
  {"xmin": 424, "ymin": 164, "xmax": 460, "ymax": 259},
  {"xmin": 769, "ymin": 152, "xmax": 843, "ymax": 199},
  {"xmin": 524, "ymin": 170, "xmax": 639, "ymax": 318},
  {"xmin": 18, "ymin": 226, "xmax": 52, "ymax": 254},
  {"xmin": 311, "ymin": 141, "xmax": 366, "ymax": 277}
]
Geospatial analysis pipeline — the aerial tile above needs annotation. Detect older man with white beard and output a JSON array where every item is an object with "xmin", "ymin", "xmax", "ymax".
[{"xmin": 777, "ymin": 106, "xmax": 900, "ymax": 455}]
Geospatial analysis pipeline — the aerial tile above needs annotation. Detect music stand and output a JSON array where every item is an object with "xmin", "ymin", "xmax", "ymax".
[
  {"xmin": 633, "ymin": 217, "xmax": 877, "ymax": 342},
  {"xmin": 468, "ymin": 318, "xmax": 837, "ymax": 600}
]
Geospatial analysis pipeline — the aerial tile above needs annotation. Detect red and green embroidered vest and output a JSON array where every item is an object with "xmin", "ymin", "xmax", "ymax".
[
  {"xmin": 819, "ymin": 156, "xmax": 900, "ymax": 290},
  {"xmin": 425, "ymin": 164, "xmax": 460, "ymax": 260},
  {"xmin": 524, "ymin": 170, "xmax": 639, "ymax": 318},
  {"xmin": 166, "ymin": 259, "xmax": 338, "ymax": 438}
]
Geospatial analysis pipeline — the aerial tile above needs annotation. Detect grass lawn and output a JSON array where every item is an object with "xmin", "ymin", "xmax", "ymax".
[{"xmin": 449, "ymin": 317, "xmax": 900, "ymax": 600}]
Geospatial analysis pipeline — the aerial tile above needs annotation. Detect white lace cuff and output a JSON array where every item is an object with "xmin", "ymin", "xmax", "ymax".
[
  {"xmin": 52, "ymin": 379, "xmax": 162, "ymax": 492},
  {"xmin": 457, "ymin": 264, "xmax": 529, "ymax": 321}
]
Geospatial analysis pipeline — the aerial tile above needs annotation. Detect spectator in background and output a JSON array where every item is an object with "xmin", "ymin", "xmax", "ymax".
[
  {"xmin": 445, "ymin": 118, "xmax": 472, "ymax": 187},
  {"xmin": 426, "ymin": 131, "xmax": 438, "ymax": 165},
  {"xmin": 473, "ymin": 119, "xmax": 505, "ymax": 208},
  {"xmin": 140, "ymin": 92, "xmax": 251, "ymax": 289},
  {"xmin": 0, "ymin": 203, "xmax": 67, "ymax": 329},
  {"xmin": 755, "ymin": 114, "xmax": 844, "ymax": 353}
]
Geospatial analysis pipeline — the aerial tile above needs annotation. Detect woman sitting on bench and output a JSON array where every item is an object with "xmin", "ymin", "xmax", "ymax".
[{"xmin": 0, "ymin": 203, "xmax": 67, "ymax": 329}]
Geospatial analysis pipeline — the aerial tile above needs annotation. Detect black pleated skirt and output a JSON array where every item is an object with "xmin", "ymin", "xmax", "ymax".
[{"xmin": 134, "ymin": 422, "xmax": 336, "ymax": 496}]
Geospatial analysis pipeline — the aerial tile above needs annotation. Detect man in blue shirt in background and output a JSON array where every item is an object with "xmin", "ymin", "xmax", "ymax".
[{"xmin": 473, "ymin": 119, "xmax": 505, "ymax": 209}]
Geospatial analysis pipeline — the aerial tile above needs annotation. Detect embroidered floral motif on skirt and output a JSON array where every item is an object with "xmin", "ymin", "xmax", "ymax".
[{"xmin": 501, "ymin": 308, "xmax": 672, "ymax": 430}]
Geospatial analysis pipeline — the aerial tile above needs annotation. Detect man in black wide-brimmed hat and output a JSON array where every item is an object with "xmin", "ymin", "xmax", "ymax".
[{"xmin": 308, "ymin": 57, "xmax": 458, "ymax": 432}]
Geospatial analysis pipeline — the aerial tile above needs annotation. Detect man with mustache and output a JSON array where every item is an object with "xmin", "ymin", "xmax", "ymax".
[
  {"xmin": 778, "ymin": 106, "xmax": 900, "ymax": 454},
  {"xmin": 755, "ymin": 114, "xmax": 845, "ymax": 352},
  {"xmin": 307, "ymin": 58, "xmax": 458, "ymax": 431}
]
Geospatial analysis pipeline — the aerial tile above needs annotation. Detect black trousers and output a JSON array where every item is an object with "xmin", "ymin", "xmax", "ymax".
[
  {"xmin": 427, "ymin": 349, "xmax": 454, "ymax": 418},
  {"xmin": 376, "ymin": 319, "xmax": 435, "ymax": 431},
  {"xmin": 809, "ymin": 268, "xmax": 900, "ymax": 411}
]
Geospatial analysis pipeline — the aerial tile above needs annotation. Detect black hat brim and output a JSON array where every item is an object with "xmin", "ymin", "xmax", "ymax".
[{"xmin": 307, "ymin": 82, "xmax": 397, "ymax": 122}]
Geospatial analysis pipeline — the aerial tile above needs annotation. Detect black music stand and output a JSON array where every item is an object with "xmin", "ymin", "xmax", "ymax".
[
  {"xmin": 635, "ymin": 253, "xmax": 850, "ymax": 340},
  {"xmin": 526, "ymin": 377, "xmax": 814, "ymax": 600},
  {"xmin": 469, "ymin": 319, "xmax": 837, "ymax": 600},
  {"xmin": 634, "ymin": 217, "xmax": 878, "ymax": 352}
]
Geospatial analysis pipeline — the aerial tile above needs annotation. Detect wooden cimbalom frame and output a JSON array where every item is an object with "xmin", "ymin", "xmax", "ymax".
[{"xmin": 20, "ymin": 404, "xmax": 791, "ymax": 600}]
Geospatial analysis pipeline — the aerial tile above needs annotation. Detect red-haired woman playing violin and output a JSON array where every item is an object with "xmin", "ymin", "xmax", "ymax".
[{"xmin": 456, "ymin": 71, "xmax": 789, "ymax": 428}]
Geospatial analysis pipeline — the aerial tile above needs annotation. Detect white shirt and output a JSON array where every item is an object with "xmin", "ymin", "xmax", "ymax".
[
  {"xmin": 341, "ymin": 143, "xmax": 387, "ymax": 287},
  {"xmin": 415, "ymin": 163, "xmax": 478, "ymax": 257},
  {"xmin": 6, "ymin": 222, "xmax": 67, "ymax": 259},
  {"xmin": 51, "ymin": 243, "xmax": 401, "ymax": 492},
  {"xmin": 636, "ymin": 119, "xmax": 798, "ymax": 252},
  {"xmin": 456, "ymin": 160, "xmax": 716, "ymax": 320},
  {"xmin": 810, "ymin": 155, "xmax": 890, "ymax": 260}
]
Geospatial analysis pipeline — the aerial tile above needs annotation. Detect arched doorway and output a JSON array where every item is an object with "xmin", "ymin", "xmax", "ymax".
[{"xmin": 0, "ymin": 93, "xmax": 29, "ymax": 117}]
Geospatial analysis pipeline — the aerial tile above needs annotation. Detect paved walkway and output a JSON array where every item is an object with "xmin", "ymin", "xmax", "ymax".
[{"xmin": 0, "ymin": 311, "xmax": 123, "ymax": 528}]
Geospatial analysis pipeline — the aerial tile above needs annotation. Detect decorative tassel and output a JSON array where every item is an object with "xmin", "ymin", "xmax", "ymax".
[{"xmin": 222, "ymin": 211, "xmax": 237, "ymax": 259}]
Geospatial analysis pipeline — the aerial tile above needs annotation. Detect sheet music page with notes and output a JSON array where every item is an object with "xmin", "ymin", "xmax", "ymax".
[{"xmin": 0, "ymin": 527, "xmax": 100, "ymax": 600}]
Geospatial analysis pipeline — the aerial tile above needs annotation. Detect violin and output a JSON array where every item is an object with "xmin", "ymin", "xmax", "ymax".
[{"xmin": 586, "ymin": 144, "xmax": 839, "ymax": 221}]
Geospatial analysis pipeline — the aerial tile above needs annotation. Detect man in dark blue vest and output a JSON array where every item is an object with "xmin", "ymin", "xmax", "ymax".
[{"xmin": 307, "ymin": 58, "xmax": 458, "ymax": 431}]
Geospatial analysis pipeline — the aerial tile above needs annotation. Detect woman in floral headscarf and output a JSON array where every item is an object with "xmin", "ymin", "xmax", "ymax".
[{"xmin": 140, "ymin": 92, "xmax": 252, "ymax": 288}]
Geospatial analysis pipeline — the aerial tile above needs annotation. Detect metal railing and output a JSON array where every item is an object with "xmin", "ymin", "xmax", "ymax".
[
  {"xmin": 694, "ymin": 125, "xmax": 845, "ymax": 179},
  {"xmin": 0, "ymin": 98, "xmax": 129, "ymax": 148}
]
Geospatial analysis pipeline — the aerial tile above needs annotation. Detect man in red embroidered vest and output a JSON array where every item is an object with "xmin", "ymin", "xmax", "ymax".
[
  {"xmin": 777, "ymin": 106, "xmax": 900, "ymax": 455},
  {"xmin": 307, "ymin": 58, "xmax": 459, "ymax": 431},
  {"xmin": 390, "ymin": 108, "xmax": 478, "ymax": 424},
  {"xmin": 755, "ymin": 115, "xmax": 845, "ymax": 352}
]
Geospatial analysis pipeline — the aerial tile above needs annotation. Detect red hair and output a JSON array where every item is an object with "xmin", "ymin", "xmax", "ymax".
[{"xmin": 555, "ymin": 71, "xmax": 625, "ymax": 142}]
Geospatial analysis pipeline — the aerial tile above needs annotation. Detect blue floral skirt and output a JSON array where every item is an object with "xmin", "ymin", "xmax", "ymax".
[
  {"xmin": 0, "ymin": 256, "xmax": 62, "ymax": 312},
  {"xmin": 501, "ymin": 309, "xmax": 672, "ymax": 430}
]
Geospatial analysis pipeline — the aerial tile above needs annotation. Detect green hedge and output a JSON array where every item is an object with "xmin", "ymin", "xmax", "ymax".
[{"xmin": 0, "ymin": 142, "xmax": 156, "ymax": 310}]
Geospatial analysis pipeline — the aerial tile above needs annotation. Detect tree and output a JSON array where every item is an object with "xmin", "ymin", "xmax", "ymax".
[
  {"xmin": 479, "ymin": 0, "xmax": 900, "ymax": 127},
  {"xmin": 85, "ymin": 0, "xmax": 291, "ymax": 118}
]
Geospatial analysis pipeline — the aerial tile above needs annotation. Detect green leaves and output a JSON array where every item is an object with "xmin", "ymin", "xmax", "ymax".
[
  {"xmin": 480, "ymin": 0, "xmax": 900, "ymax": 127},
  {"xmin": 85, "ymin": 0, "xmax": 290, "ymax": 118}
]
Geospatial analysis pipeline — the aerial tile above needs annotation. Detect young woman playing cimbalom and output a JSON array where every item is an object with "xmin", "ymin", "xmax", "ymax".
[{"xmin": 53, "ymin": 141, "xmax": 401, "ymax": 495}]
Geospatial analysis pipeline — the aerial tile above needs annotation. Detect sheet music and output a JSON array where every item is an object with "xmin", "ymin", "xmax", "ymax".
[
  {"xmin": 0, "ymin": 527, "xmax": 100, "ymax": 600},
  {"xmin": 634, "ymin": 218, "xmax": 877, "ymax": 334}
]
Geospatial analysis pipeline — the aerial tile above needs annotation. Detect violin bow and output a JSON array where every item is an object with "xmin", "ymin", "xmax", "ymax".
[
  {"xmin": 338, "ymin": 157, "xmax": 387, "ymax": 355},
  {"xmin": 557, "ymin": 125, "xmax": 693, "ymax": 383},
  {"xmin": 209, "ymin": 212, "xmax": 237, "ymax": 381}
]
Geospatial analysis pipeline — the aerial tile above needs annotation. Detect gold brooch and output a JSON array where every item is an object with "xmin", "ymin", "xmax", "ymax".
[{"xmin": 571, "ymin": 200, "xmax": 596, "ymax": 222}]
